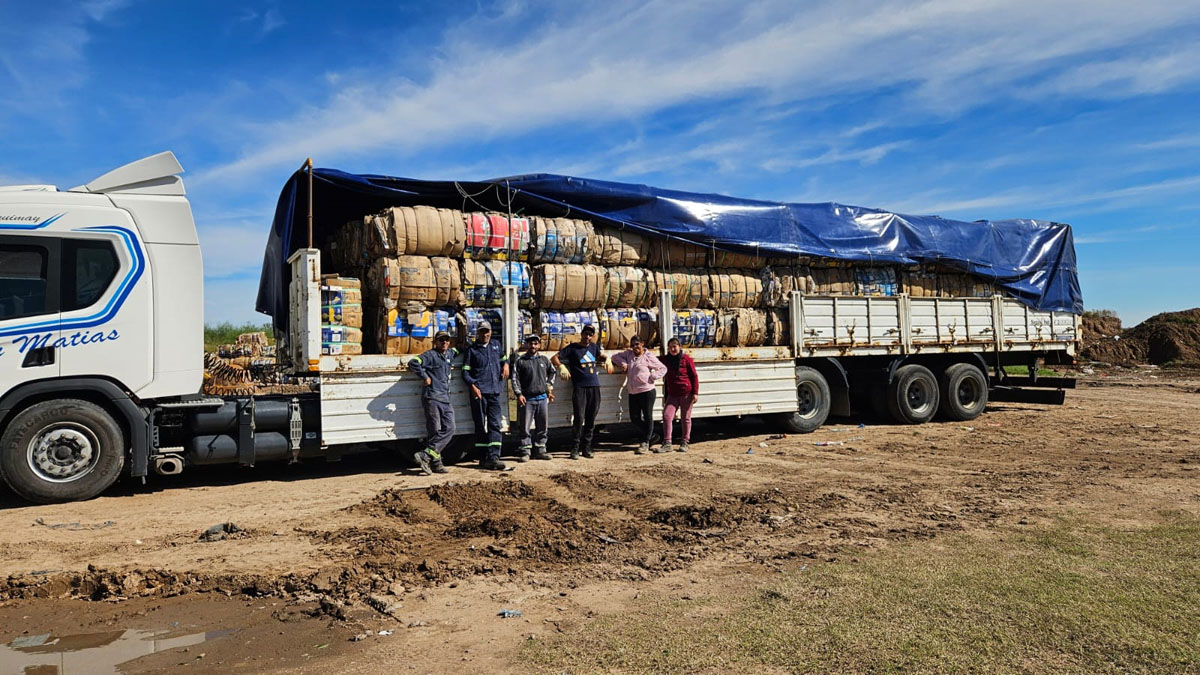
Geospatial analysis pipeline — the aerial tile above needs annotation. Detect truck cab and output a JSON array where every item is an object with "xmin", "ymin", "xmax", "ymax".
[{"xmin": 0, "ymin": 152, "xmax": 203, "ymax": 502}]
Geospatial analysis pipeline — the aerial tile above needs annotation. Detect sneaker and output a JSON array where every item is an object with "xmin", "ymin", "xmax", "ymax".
[
  {"xmin": 655, "ymin": 443, "xmax": 673, "ymax": 454},
  {"xmin": 531, "ymin": 449, "xmax": 552, "ymax": 460},
  {"xmin": 677, "ymin": 442, "xmax": 689, "ymax": 453},
  {"xmin": 581, "ymin": 449, "xmax": 595, "ymax": 459},
  {"xmin": 479, "ymin": 458, "xmax": 508, "ymax": 471},
  {"xmin": 413, "ymin": 451, "xmax": 433, "ymax": 476},
  {"xmin": 635, "ymin": 442, "xmax": 648, "ymax": 455},
  {"xmin": 431, "ymin": 459, "xmax": 449, "ymax": 474}
]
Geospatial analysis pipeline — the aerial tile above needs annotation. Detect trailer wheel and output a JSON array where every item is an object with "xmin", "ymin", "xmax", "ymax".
[
  {"xmin": 776, "ymin": 367, "xmax": 831, "ymax": 433},
  {"xmin": 0, "ymin": 399, "xmax": 126, "ymax": 504},
  {"xmin": 886, "ymin": 364, "xmax": 939, "ymax": 425},
  {"xmin": 938, "ymin": 363, "xmax": 988, "ymax": 421}
]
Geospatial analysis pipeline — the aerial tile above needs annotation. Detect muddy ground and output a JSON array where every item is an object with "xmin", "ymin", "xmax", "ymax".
[{"xmin": 1, "ymin": 368, "xmax": 1198, "ymax": 673}]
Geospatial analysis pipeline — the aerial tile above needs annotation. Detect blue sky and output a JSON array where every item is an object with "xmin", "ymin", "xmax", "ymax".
[{"xmin": 2, "ymin": 0, "xmax": 1198, "ymax": 326}]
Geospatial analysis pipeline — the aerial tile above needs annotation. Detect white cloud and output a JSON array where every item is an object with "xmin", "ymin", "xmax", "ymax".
[{"xmin": 195, "ymin": 0, "xmax": 1200, "ymax": 186}]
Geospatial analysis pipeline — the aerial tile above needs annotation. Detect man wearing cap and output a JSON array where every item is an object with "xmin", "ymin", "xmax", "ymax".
[
  {"xmin": 512, "ymin": 334, "xmax": 556, "ymax": 461},
  {"xmin": 552, "ymin": 324, "xmax": 607, "ymax": 459},
  {"xmin": 406, "ymin": 331, "xmax": 456, "ymax": 475},
  {"xmin": 463, "ymin": 322, "xmax": 510, "ymax": 471}
]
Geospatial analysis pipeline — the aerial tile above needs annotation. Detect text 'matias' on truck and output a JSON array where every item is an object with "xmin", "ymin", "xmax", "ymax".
[{"xmin": 0, "ymin": 153, "xmax": 1082, "ymax": 503}]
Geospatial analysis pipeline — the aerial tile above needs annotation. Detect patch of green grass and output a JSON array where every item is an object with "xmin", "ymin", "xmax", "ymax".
[
  {"xmin": 1003, "ymin": 365, "xmax": 1059, "ymax": 377},
  {"xmin": 203, "ymin": 322, "xmax": 273, "ymax": 352},
  {"xmin": 523, "ymin": 514, "xmax": 1200, "ymax": 673}
]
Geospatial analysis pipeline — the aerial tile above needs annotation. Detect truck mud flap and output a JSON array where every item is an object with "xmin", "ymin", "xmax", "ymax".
[{"xmin": 989, "ymin": 386, "xmax": 1066, "ymax": 405}]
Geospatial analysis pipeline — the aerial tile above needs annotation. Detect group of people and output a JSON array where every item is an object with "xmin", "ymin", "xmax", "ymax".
[{"xmin": 406, "ymin": 322, "xmax": 699, "ymax": 474}]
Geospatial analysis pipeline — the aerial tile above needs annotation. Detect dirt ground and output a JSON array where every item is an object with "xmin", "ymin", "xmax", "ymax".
[{"xmin": 1, "ymin": 368, "xmax": 1198, "ymax": 673}]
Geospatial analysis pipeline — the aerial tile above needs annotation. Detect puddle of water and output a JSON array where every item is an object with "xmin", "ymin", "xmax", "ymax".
[{"xmin": 0, "ymin": 627, "xmax": 232, "ymax": 674}]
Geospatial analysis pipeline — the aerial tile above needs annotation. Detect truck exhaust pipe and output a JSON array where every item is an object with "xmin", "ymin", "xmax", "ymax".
[{"xmin": 153, "ymin": 455, "xmax": 184, "ymax": 476}]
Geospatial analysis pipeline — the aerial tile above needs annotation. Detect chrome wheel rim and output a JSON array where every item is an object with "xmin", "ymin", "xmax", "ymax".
[{"xmin": 27, "ymin": 422, "xmax": 100, "ymax": 483}]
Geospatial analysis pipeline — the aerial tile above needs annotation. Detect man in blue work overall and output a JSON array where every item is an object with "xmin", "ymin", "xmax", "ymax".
[
  {"xmin": 406, "ymin": 331, "xmax": 455, "ymax": 475},
  {"xmin": 463, "ymin": 322, "xmax": 510, "ymax": 471}
]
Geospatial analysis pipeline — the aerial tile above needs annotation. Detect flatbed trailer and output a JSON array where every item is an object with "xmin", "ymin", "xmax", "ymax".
[{"xmin": 0, "ymin": 153, "xmax": 1078, "ymax": 504}]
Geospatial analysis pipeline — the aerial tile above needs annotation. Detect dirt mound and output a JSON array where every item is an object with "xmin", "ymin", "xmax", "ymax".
[
  {"xmin": 348, "ymin": 489, "xmax": 425, "ymax": 521},
  {"xmin": 1082, "ymin": 308, "xmax": 1200, "ymax": 366}
]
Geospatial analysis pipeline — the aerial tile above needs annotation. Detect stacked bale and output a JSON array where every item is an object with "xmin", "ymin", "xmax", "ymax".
[
  {"xmin": 530, "ymin": 217, "xmax": 593, "ymax": 264},
  {"xmin": 705, "ymin": 269, "xmax": 764, "ymax": 309},
  {"xmin": 854, "ymin": 267, "xmax": 900, "ymax": 296},
  {"xmin": 461, "ymin": 259, "xmax": 532, "ymax": 307},
  {"xmin": 532, "ymin": 264, "xmax": 607, "ymax": 310},
  {"xmin": 647, "ymin": 238, "xmax": 706, "ymax": 268},
  {"xmin": 598, "ymin": 308, "xmax": 658, "ymax": 350},
  {"xmin": 321, "ymin": 276, "xmax": 363, "ymax": 356},
  {"xmin": 810, "ymin": 266, "xmax": 856, "ymax": 295},
  {"xmin": 379, "ymin": 305, "xmax": 463, "ymax": 355},
  {"xmin": 591, "ymin": 227, "xmax": 650, "ymax": 266},
  {"xmin": 761, "ymin": 265, "xmax": 814, "ymax": 306},
  {"xmin": 653, "ymin": 270, "xmax": 708, "ymax": 309},
  {"xmin": 716, "ymin": 308, "xmax": 767, "ymax": 347},
  {"xmin": 465, "ymin": 212, "xmax": 530, "ymax": 260},
  {"xmin": 603, "ymin": 266, "xmax": 657, "ymax": 308},
  {"xmin": 535, "ymin": 310, "xmax": 599, "ymax": 351}
]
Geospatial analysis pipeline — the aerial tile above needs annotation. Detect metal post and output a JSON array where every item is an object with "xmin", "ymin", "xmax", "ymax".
[
  {"xmin": 305, "ymin": 158, "xmax": 314, "ymax": 249},
  {"xmin": 288, "ymin": 248, "xmax": 322, "ymax": 373},
  {"xmin": 501, "ymin": 284, "xmax": 519, "ymax": 357},
  {"xmin": 657, "ymin": 289, "xmax": 674, "ymax": 355},
  {"xmin": 788, "ymin": 290, "xmax": 804, "ymax": 357}
]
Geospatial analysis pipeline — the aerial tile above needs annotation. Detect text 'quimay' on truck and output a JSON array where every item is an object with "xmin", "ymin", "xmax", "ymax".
[{"xmin": 0, "ymin": 153, "xmax": 1081, "ymax": 503}]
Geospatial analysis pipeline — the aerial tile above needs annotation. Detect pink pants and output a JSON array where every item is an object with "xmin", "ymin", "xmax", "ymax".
[{"xmin": 662, "ymin": 394, "xmax": 693, "ymax": 443}]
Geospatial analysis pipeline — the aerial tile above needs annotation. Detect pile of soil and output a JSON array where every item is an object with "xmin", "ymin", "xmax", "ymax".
[{"xmin": 1082, "ymin": 308, "xmax": 1200, "ymax": 366}]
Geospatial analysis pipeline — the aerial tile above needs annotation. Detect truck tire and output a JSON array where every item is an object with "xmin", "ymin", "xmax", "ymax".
[
  {"xmin": 885, "ymin": 364, "xmax": 939, "ymax": 425},
  {"xmin": 938, "ymin": 363, "xmax": 988, "ymax": 421},
  {"xmin": 0, "ymin": 399, "xmax": 126, "ymax": 504},
  {"xmin": 776, "ymin": 367, "xmax": 830, "ymax": 433}
]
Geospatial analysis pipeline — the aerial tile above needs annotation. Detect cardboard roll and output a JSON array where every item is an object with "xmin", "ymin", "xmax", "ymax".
[
  {"xmin": 704, "ymin": 269, "xmax": 764, "ymax": 309},
  {"xmin": 715, "ymin": 308, "xmax": 767, "ymax": 347},
  {"xmin": 531, "ymin": 264, "xmax": 607, "ymax": 310},
  {"xmin": 603, "ymin": 266, "xmax": 657, "ymax": 308},
  {"xmin": 764, "ymin": 308, "xmax": 790, "ymax": 347},
  {"xmin": 463, "ymin": 308, "xmax": 533, "ymax": 347},
  {"xmin": 810, "ymin": 266, "xmax": 856, "ymax": 295},
  {"xmin": 461, "ymin": 260, "xmax": 532, "ymax": 308},
  {"xmin": 380, "ymin": 205, "xmax": 466, "ymax": 257},
  {"xmin": 591, "ymin": 227, "xmax": 649, "ymax": 266},
  {"xmin": 329, "ymin": 217, "xmax": 378, "ymax": 269},
  {"xmin": 652, "ymin": 270, "xmax": 708, "ymax": 309},
  {"xmin": 464, "ymin": 212, "xmax": 531, "ymax": 261},
  {"xmin": 598, "ymin": 308, "xmax": 658, "ymax": 350},
  {"xmin": 937, "ymin": 272, "xmax": 996, "ymax": 298},
  {"xmin": 647, "ymin": 238, "xmax": 706, "ymax": 268},
  {"xmin": 369, "ymin": 256, "xmax": 462, "ymax": 307},
  {"xmin": 672, "ymin": 309, "xmax": 718, "ymax": 348},
  {"xmin": 708, "ymin": 249, "xmax": 772, "ymax": 270},
  {"xmin": 534, "ymin": 310, "xmax": 599, "ymax": 352},
  {"xmin": 377, "ymin": 307, "xmax": 463, "ymax": 355},
  {"xmin": 530, "ymin": 216, "xmax": 594, "ymax": 264},
  {"xmin": 854, "ymin": 266, "xmax": 900, "ymax": 297},
  {"xmin": 761, "ymin": 265, "xmax": 814, "ymax": 307}
]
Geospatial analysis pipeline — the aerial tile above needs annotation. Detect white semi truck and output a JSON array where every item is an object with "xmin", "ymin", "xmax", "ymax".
[{"xmin": 0, "ymin": 153, "xmax": 1079, "ymax": 503}]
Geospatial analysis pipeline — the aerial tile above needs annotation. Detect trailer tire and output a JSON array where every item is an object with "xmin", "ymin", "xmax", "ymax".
[
  {"xmin": 886, "ymin": 364, "xmax": 939, "ymax": 425},
  {"xmin": 776, "ymin": 367, "xmax": 830, "ymax": 433},
  {"xmin": 938, "ymin": 363, "xmax": 988, "ymax": 421},
  {"xmin": 0, "ymin": 399, "xmax": 126, "ymax": 504}
]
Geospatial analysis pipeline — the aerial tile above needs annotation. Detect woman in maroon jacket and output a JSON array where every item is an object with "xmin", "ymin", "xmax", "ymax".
[{"xmin": 658, "ymin": 337, "xmax": 699, "ymax": 453}]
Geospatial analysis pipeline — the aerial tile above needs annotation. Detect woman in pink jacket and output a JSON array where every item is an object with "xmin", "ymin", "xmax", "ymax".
[{"xmin": 611, "ymin": 336, "xmax": 668, "ymax": 455}]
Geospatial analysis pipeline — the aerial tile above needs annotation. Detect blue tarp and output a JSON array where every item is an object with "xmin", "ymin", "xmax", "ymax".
[{"xmin": 257, "ymin": 168, "xmax": 1082, "ymax": 332}]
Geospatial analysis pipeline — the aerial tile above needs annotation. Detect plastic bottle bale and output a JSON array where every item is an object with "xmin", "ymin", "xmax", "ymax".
[
  {"xmin": 463, "ymin": 307, "xmax": 532, "ymax": 347},
  {"xmin": 464, "ymin": 212, "xmax": 529, "ymax": 261},
  {"xmin": 531, "ymin": 216, "xmax": 567, "ymax": 264},
  {"xmin": 854, "ymin": 266, "xmax": 900, "ymax": 296},
  {"xmin": 765, "ymin": 308, "xmax": 790, "ymax": 346},
  {"xmin": 532, "ymin": 264, "xmax": 606, "ymax": 310},
  {"xmin": 603, "ymin": 266, "xmax": 657, "ymax": 308},
  {"xmin": 462, "ymin": 260, "xmax": 531, "ymax": 308},
  {"xmin": 536, "ymin": 310, "xmax": 600, "ymax": 351},
  {"xmin": 647, "ymin": 238, "xmax": 706, "ymax": 268},
  {"xmin": 321, "ymin": 324, "xmax": 363, "ymax": 356},
  {"xmin": 592, "ymin": 226, "xmax": 650, "ymax": 266},
  {"xmin": 673, "ymin": 309, "xmax": 717, "ymax": 348},
  {"xmin": 568, "ymin": 219, "xmax": 594, "ymax": 263},
  {"xmin": 598, "ymin": 308, "xmax": 658, "ymax": 349}
]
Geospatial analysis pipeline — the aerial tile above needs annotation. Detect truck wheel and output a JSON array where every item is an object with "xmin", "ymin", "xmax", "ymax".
[
  {"xmin": 938, "ymin": 363, "xmax": 988, "ymax": 421},
  {"xmin": 886, "ymin": 364, "xmax": 939, "ymax": 424},
  {"xmin": 0, "ymin": 399, "xmax": 126, "ymax": 504},
  {"xmin": 776, "ymin": 367, "xmax": 830, "ymax": 433}
]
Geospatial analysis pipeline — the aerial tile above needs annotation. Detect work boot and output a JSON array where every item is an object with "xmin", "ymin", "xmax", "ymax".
[
  {"xmin": 677, "ymin": 442, "xmax": 689, "ymax": 453},
  {"xmin": 413, "ymin": 451, "xmax": 433, "ymax": 476},
  {"xmin": 480, "ymin": 458, "xmax": 508, "ymax": 471},
  {"xmin": 515, "ymin": 449, "xmax": 531, "ymax": 463},
  {"xmin": 431, "ymin": 459, "xmax": 449, "ymax": 474},
  {"xmin": 635, "ymin": 442, "xmax": 649, "ymax": 455},
  {"xmin": 581, "ymin": 448, "xmax": 595, "ymax": 459},
  {"xmin": 569, "ymin": 449, "xmax": 580, "ymax": 460},
  {"xmin": 655, "ymin": 442, "xmax": 672, "ymax": 454},
  {"xmin": 531, "ymin": 448, "xmax": 552, "ymax": 460}
]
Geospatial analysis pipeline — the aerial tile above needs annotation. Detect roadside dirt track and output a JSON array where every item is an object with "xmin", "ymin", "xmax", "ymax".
[{"xmin": 1, "ymin": 369, "xmax": 1197, "ymax": 673}]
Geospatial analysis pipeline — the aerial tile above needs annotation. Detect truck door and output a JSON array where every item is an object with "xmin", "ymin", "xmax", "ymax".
[{"xmin": 0, "ymin": 236, "xmax": 62, "ymax": 396}]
